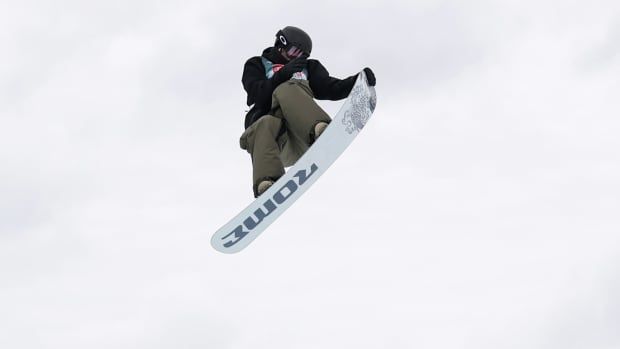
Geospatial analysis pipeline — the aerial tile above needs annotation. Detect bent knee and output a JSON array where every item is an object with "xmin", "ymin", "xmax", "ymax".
[
  {"xmin": 251, "ymin": 115, "xmax": 283, "ymax": 138},
  {"xmin": 273, "ymin": 81, "xmax": 295, "ymax": 96},
  {"xmin": 253, "ymin": 115, "xmax": 280, "ymax": 128},
  {"xmin": 273, "ymin": 80, "xmax": 310, "ymax": 98},
  {"xmin": 240, "ymin": 115, "xmax": 282, "ymax": 151}
]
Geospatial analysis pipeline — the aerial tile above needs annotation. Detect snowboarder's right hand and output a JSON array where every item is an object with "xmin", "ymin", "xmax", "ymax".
[
  {"xmin": 274, "ymin": 55, "xmax": 308, "ymax": 84},
  {"xmin": 286, "ymin": 54, "xmax": 308, "ymax": 73}
]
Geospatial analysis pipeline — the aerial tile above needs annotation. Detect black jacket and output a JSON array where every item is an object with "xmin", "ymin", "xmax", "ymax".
[{"xmin": 241, "ymin": 47, "xmax": 357, "ymax": 128}]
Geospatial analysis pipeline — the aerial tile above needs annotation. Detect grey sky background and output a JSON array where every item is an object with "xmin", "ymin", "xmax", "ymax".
[{"xmin": 1, "ymin": 0, "xmax": 619, "ymax": 348}]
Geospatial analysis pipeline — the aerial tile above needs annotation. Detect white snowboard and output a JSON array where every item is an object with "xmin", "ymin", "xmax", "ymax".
[{"xmin": 211, "ymin": 71, "xmax": 377, "ymax": 253}]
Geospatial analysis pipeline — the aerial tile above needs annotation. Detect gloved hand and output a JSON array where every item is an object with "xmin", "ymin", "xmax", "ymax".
[
  {"xmin": 273, "ymin": 55, "xmax": 308, "ymax": 84},
  {"xmin": 363, "ymin": 67, "xmax": 376, "ymax": 86}
]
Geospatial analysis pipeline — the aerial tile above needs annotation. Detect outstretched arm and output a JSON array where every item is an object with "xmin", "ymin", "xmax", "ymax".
[{"xmin": 309, "ymin": 61, "xmax": 358, "ymax": 101}]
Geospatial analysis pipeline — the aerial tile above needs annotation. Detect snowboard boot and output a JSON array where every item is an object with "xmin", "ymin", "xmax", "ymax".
[
  {"xmin": 257, "ymin": 180, "xmax": 274, "ymax": 196},
  {"xmin": 313, "ymin": 122, "xmax": 328, "ymax": 140}
]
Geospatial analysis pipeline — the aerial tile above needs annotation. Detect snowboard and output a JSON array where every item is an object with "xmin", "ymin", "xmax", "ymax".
[{"xmin": 211, "ymin": 71, "xmax": 377, "ymax": 254}]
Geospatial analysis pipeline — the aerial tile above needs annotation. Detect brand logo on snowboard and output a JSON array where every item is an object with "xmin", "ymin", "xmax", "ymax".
[{"xmin": 221, "ymin": 163, "xmax": 319, "ymax": 248}]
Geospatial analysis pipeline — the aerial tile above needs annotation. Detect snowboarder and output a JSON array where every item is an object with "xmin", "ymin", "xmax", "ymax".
[{"xmin": 240, "ymin": 26, "xmax": 376, "ymax": 197}]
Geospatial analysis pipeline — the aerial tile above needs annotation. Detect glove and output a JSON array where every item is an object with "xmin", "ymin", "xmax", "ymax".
[
  {"xmin": 363, "ymin": 67, "xmax": 376, "ymax": 86},
  {"xmin": 273, "ymin": 55, "xmax": 308, "ymax": 85}
]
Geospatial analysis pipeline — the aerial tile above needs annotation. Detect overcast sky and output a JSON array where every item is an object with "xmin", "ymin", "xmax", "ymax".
[{"xmin": 1, "ymin": 0, "xmax": 619, "ymax": 348}]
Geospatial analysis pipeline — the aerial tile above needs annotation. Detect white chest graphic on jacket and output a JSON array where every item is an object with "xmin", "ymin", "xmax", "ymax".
[{"xmin": 262, "ymin": 57, "xmax": 308, "ymax": 81}]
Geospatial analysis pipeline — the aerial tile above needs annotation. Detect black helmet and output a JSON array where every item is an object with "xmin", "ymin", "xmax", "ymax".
[{"xmin": 274, "ymin": 26, "xmax": 312, "ymax": 56}]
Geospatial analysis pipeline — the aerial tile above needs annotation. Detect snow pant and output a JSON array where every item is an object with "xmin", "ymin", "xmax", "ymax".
[{"xmin": 239, "ymin": 79, "xmax": 331, "ymax": 197}]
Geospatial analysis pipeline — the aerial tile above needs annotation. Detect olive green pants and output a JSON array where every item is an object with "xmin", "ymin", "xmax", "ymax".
[{"xmin": 240, "ymin": 80, "xmax": 331, "ymax": 197}]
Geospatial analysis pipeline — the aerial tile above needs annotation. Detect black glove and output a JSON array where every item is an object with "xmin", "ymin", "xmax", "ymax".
[
  {"xmin": 273, "ymin": 55, "xmax": 308, "ymax": 85},
  {"xmin": 363, "ymin": 67, "xmax": 376, "ymax": 86}
]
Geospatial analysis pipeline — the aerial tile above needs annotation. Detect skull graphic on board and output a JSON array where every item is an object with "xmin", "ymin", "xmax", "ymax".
[{"xmin": 342, "ymin": 83, "xmax": 376, "ymax": 134}]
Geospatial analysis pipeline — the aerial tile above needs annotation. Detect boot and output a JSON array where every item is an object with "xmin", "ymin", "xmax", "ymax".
[
  {"xmin": 314, "ymin": 122, "xmax": 328, "ymax": 139},
  {"xmin": 257, "ymin": 180, "xmax": 274, "ymax": 196}
]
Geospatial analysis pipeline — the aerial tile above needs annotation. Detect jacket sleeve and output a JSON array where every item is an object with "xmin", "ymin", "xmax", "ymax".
[
  {"xmin": 241, "ymin": 58, "xmax": 277, "ymax": 110},
  {"xmin": 309, "ymin": 60, "xmax": 357, "ymax": 101}
]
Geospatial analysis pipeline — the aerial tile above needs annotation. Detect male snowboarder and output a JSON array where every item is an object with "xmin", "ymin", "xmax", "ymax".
[{"xmin": 240, "ymin": 26, "xmax": 376, "ymax": 197}]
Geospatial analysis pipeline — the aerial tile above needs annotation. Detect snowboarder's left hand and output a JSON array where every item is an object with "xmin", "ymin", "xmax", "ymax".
[{"xmin": 363, "ymin": 67, "xmax": 376, "ymax": 86}]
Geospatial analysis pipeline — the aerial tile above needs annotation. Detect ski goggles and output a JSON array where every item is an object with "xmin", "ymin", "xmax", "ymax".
[{"xmin": 285, "ymin": 45, "xmax": 305, "ymax": 59}]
